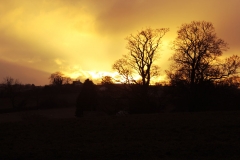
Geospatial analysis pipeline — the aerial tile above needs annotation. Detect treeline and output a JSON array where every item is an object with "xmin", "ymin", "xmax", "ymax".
[
  {"xmin": 75, "ymin": 78, "xmax": 240, "ymax": 116},
  {"xmin": 109, "ymin": 20, "xmax": 240, "ymax": 113},
  {"xmin": 0, "ymin": 76, "xmax": 239, "ymax": 114},
  {"xmin": 0, "ymin": 77, "xmax": 81, "ymax": 113},
  {"xmin": 0, "ymin": 20, "xmax": 240, "ymax": 114}
]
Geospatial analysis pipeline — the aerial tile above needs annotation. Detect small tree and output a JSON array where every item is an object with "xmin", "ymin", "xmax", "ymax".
[
  {"xmin": 101, "ymin": 76, "xmax": 114, "ymax": 85},
  {"xmin": 49, "ymin": 72, "xmax": 64, "ymax": 85},
  {"xmin": 49, "ymin": 72, "xmax": 72, "ymax": 86},
  {"xmin": 63, "ymin": 77, "xmax": 73, "ymax": 85}
]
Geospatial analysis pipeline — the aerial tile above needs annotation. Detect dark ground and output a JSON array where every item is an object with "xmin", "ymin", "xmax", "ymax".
[{"xmin": 0, "ymin": 109, "xmax": 240, "ymax": 159}]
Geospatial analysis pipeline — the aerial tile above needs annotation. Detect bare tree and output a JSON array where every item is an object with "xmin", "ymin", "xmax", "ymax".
[
  {"xmin": 166, "ymin": 21, "xmax": 240, "ymax": 111},
  {"xmin": 101, "ymin": 76, "xmax": 114, "ymax": 85},
  {"xmin": 112, "ymin": 28, "xmax": 169, "ymax": 113},
  {"xmin": 113, "ymin": 27, "xmax": 169, "ymax": 90},
  {"xmin": 49, "ymin": 72, "xmax": 72, "ymax": 85},
  {"xmin": 63, "ymin": 77, "xmax": 73, "ymax": 85},
  {"xmin": 113, "ymin": 57, "xmax": 133, "ymax": 84},
  {"xmin": 167, "ymin": 21, "xmax": 240, "ymax": 86},
  {"xmin": 210, "ymin": 55, "xmax": 240, "ymax": 81}
]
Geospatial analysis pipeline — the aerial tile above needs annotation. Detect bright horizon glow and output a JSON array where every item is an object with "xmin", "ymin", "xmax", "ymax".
[
  {"xmin": 64, "ymin": 69, "xmax": 167, "ymax": 85},
  {"xmin": 64, "ymin": 70, "xmax": 120, "ymax": 84}
]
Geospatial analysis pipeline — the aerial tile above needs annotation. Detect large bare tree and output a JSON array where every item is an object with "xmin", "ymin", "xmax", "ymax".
[
  {"xmin": 113, "ymin": 27, "xmax": 169, "ymax": 90},
  {"xmin": 167, "ymin": 21, "xmax": 240, "ymax": 87}
]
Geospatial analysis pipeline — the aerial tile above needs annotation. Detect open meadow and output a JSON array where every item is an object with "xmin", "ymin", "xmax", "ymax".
[{"xmin": 0, "ymin": 109, "xmax": 240, "ymax": 159}]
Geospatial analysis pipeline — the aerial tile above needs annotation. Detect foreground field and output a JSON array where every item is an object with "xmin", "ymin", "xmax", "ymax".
[{"xmin": 0, "ymin": 110, "xmax": 240, "ymax": 159}]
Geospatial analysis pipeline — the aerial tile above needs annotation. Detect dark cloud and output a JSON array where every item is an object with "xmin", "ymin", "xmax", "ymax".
[{"xmin": 94, "ymin": 0, "xmax": 206, "ymax": 34}]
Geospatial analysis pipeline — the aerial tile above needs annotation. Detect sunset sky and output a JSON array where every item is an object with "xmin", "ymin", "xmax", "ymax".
[{"xmin": 0, "ymin": 0, "xmax": 239, "ymax": 85}]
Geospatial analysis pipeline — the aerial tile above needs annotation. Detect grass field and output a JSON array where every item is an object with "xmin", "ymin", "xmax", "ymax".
[{"xmin": 0, "ymin": 110, "xmax": 240, "ymax": 159}]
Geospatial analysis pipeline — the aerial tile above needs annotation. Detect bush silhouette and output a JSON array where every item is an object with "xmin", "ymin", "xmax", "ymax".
[{"xmin": 76, "ymin": 79, "xmax": 97, "ymax": 117}]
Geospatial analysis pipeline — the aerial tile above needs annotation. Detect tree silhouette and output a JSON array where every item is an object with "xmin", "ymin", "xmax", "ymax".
[
  {"xmin": 101, "ymin": 76, "xmax": 114, "ymax": 85},
  {"xmin": 113, "ymin": 27, "xmax": 169, "ymax": 113},
  {"xmin": 167, "ymin": 21, "xmax": 240, "ymax": 86},
  {"xmin": 113, "ymin": 27, "xmax": 169, "ymax": 89},
  {"xmin": 76, "ymin": 79, "xmax": 98, "ymax": 117},
  {"xmin": 49, "ymin": 72, "xmax": 72, "ymax": 85},
  {"xmin": 166, "ymin": 21, "xmax": 240, "ymax": 111}
]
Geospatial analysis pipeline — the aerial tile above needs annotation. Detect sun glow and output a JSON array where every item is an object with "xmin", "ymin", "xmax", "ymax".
[
  {"xmin": 65, "ymin": 70, "xmax": 168, "ymax": 85},
  {"xmin": 64, "ymin": 70, "xmax": 120, "ymax": 83}
]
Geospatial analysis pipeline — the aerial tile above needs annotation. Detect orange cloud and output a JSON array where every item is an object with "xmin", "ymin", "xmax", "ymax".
[{"xmin": 0, "ymin": 0, "xmax": 239, "ymax": 85}]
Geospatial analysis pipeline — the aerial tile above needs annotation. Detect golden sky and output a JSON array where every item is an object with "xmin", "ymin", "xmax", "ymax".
[{"xmin": 0, "ymin": 0, "xmax": 240, "ymax": 85}]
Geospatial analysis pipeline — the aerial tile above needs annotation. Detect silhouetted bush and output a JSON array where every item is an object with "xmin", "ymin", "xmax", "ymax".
[{"xmin": 76, "ymin": 79, "xmax": 98, "ymax": 117}]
